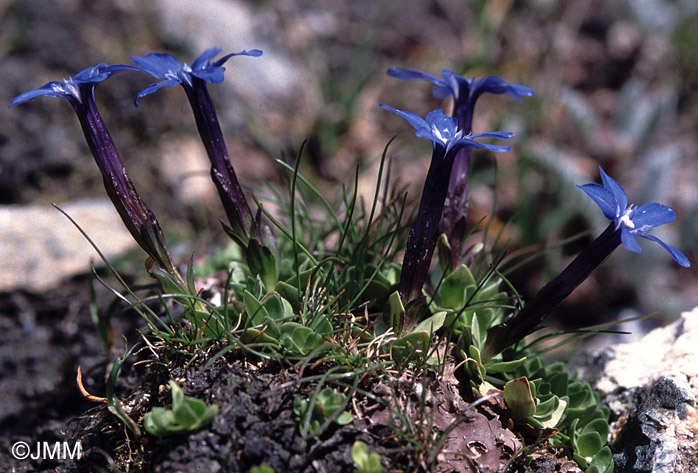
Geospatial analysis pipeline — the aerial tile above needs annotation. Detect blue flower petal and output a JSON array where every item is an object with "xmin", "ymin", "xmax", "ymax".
[
  {"xmin": 11, "ymin": 82, "xmax": 69, "ymax": 106},
  {"xmin": 471, "ymin": 76, "xmax": 535, "ymax": 101},
  {"xmin": 579, "ymin": 168, "xmax": 689, "ymax": 267},
  {"xmin": 640, "ymin": 234, "xmax": 691, "ymax": 267},
  {"xmin": 470, "ymin": 131, "xmax": 515, "ymax": 140},
  {"xmin": 386, "ymin": 67, "xmax": 444, "ymax": 85},
  {"xmin": 133, "ymin": 79, "xmax": 181, "ymax": 106},
  {"xmin": 130, "ymin": 53, "xmax": 182, "ymax": 79},
  {"xmin": 620, "ymin": 226, "xmax": 643, "ymax": 253},
  {"xmin": 190, "ymin": 47, "xmax": 223, "ymax": 70},
  {"xmin": 510, "ymin": 83, "xmax": 536, "ymax": 98},
  {"xmin": 190, "ymin": 67, "xmax": 226, "ymax": 84},
  {"xmin": 103, "ymin": 64, "xmax": 140, "ymax": 75},
  {"xmin": 382, "ymin": 104, "xmax": 512, "ymax": 155},
  {"xmin": 437, "ymin": 70, "xmax": 462, "ymax": 100},
  {"xmin": 72, "ymin": 62, "xmax": 109, "ymax": 81},
  {"xmin": 598, "ymin": 167, "xmax": 627, "ymax": 213},
  {"xmin": 451, "ymin": 131, "xmax": 513, "ymax": 153},
  {"xmin": 11, "ymin": 63, "xmax": 130, "ymax": 107},
  {"xmin": 130, "ymin": 48, "xmax": 262, "ymax": 99},
  {"xmin": 431, "ymin": 86, "xmax": 453, "ymax": 100},
  {"xmin": 424, "ymin": 109, "xmax": 459, "ymax": 141},
  {"xmin": 214, "ymin": 49, "xmax": 263, "ymax": 67},
  {"xmin": 379, "ymin": 103, "xmax": 431, "ymax": 139},
  {"xmin": 630, "ymin": 203, "xmax": 676, "ymax": 233},
  {"xmin": 388, "ymin": 67, "xmax": 535, "ymax": 104},
  {"xmin": 577, "ymin": 183, "xmax": 618, "ymax": 220},
  {"xmin": 451, "ymin": 139, "xmax": 510, "ymax": 154}
]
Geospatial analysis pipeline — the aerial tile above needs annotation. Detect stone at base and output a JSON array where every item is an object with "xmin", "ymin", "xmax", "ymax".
[
  {"xmin": 574, "ymin": 307, "xmax": 698, "ymax": 473},
  {"xmin": 0, "ymin": 199, "xmax": 136, "ymax": 292}
]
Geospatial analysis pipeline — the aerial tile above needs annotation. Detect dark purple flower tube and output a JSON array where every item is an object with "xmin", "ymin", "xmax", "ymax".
[
  {"xmin": 482, "ymin": 168, "xmax": 690, "ymax": 359},
  {"xmin": 130, "ymin": 48, "xmax": 262, "ymax": 246},
  {"xmin": 380, "ymin": 104, "xmax": 512, "ymax": 303},
  {"xmin": 11, "ymin": 63, "xmax": 176, "ymax": 273},
  {"xmin": 482, "ymin": 223, "xmax": 621, "ymax": 359},
  {"xmin": 388, "ymin": 68, "xmax": 534, "ymax": 258}
]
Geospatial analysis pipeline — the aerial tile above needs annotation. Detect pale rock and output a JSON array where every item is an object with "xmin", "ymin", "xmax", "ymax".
[
  {"xmin": 153, "ymin": 0, "xmax": 314, "ymax": 107},
  {"xmin": 158, "ymin": 134, "xmax": 218, "ymax": 205},
  {"xmin": 574, "ymin": 307, "xmax": 698, "ymax": 473},
  {"xmin": 0, "ymin": 199, "xmax": 136, "ymax": 292}
]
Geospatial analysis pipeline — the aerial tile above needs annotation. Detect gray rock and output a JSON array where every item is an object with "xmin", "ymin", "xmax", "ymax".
[
  {"xmin": 153, "ymin": 0, "xmax": 314, "ymax": 107},
  {"xmin": 0, "ymin": 199, "xmax": 136, "ymax": 292},
  {"xmin": 574, "ymin": 307, "xmax": 698, "ymax": 473}
]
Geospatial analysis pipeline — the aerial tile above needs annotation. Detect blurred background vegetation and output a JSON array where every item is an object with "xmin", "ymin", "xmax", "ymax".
[{"xmin": 2, "ymin": 0, "xmax": 697, "ymax": 335}]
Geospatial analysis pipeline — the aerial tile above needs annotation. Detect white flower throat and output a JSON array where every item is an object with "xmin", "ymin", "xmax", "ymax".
[
  {"xmin": 431, "ymin": 124, "xmax": 463, "ymax": 146},
  {"xmin": 619, "ymin": 206, "xmax": 635, "ymax": 229}
]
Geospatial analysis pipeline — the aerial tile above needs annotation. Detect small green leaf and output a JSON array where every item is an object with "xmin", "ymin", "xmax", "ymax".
[
  {"xmin": 173, "ymin": 399, "xmax": 204, "ymax": 428},
  {"xmin": 503, "ymin": 377, "xmax": 537, "ymax": 421},
  {"xmin": 274, "ymin": 280, "xmax": 302, "ymax": 311},
  {"xmin": 581, "ymin": 418, "xmax": 610, "ymax": 441},
  {"xmin": 536, "ymin": 396, "xmax": 567, "ymax": 429},
  {"xmin": 294, "ymin": 387, "xmax": 353, "ymax": 437},
  {"xmin": 170, "ymin": 380, "xmax": 184, "ymax": 408},
  {"xmin": 436, "ymin": 233, "xmax": 453, "ymax": 275},
  {"xmin": 411, "ymin": 311, "xmax": 446, "ymax": 335},
  {"xmin": 390, "ymin": 331, "xmax": 430, "ymax": 363},
  {"xmin": 533, "ymin": 395, "xmax": 558, "ymax": 418},
  {"xmin": 316, "ymin": 387, "xmax": 346, "ymax": 413},
  {"xmin": 240, "ymin": 318, "xmax": 281, "ymax": 345},
  {"xmin": 310, "ymin": 314, "xmax": 332, "ymax": 335},
  {"xmin": 470, "ymin": 312, "xmax": 482, "ymax": 349},
  {"xmin": 568, "ymin": 383, "xmax": 594, "ymax": 408},
  {"xmin": 279, "ymin": 322, "xmax": 324, "ymax": 355},
  {"xmin": 548, "ymin": 371, "xmax": 570, "ymax": 397},
  {"xmin": 463, "ymin": 345, "xmax": 485, "ymax": 381},
  {"xmin": 484, "ymin": 356, "xmax": 527, "ymax": 374},
  {"xmin": 438, "ymin": 265, "xmax": 476, "ymax": 310},
  {"xmin": 585, "ymin": 446, "xmax": 614, "ymax": 473},
  {"xmin": 384, "ymin": 290, "xmax": 405, "ymax": 335},
  {"xmin": 351, "ymin": 441, "xmax": 385, "ymax": 473},
  {"xmin": 260, "ymin": 293, "xmax": 286, "ymax": 321},
  {"xmin": 467, "ymin": 344, "xmax": 483, "ymax": 367},
  {"xmin": 143, "ymin": 407, "xmax": 172, "ymax": 434},
  {"xmin": 575, "ymin": 431, "xmax": 603, "ymax": 459},
  {"xmin": 336, "ymin": 411, "xmax": 354, "ymax": 425},
  {"xmin": 144, "ymin": 381, "xmax": 218, "ymax": 437},
  {"xmin": 243, "ymin": 290, "xmax": 268, "ymax": 327},
  {"xmin": 246, "ymin": 238, "xmax": 279, "ymax": 291}
]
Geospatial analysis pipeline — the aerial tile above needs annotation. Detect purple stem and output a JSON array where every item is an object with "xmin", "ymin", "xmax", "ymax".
[
  {"xmin": 399, "ymin": 145, "xmax": 453, "ymax": 303},
  {"xmin": 184, "ymin": 78, "xmax": 254, "ymax": 244},
  {"xmin": 482, "ymin": 223, "xmax": 621, "ymax": 359},
  {"xmin": 442, "ymin": 95, "xmax": 476, "ymax": 261},
  {"xmin": 70, "ymin": 88, "xmax": 174, "ymax": 271},
  {"xmin": 441, "ymin": 147, "xmax": 472, "ymax": 256}
]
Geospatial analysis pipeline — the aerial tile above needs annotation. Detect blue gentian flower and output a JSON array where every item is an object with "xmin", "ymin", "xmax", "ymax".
[
  {"xmin": 381, "ymin": 104, "xmax": 512, "ymax": 305},
  {"xmin": 10, "ymin": 63, "xmax": 177, "ymax": 274},
  {"xmin": 10, "ymin": 63, "xmax": 135, "ymax": 106},
  {"xmin": 578, "ymin": 167, "xmax": 689, "ymax": 267},
  {"xmin": 388, "ymin": 68, "xmax": 534, "ymax": 262},
  {"xmin": 130, "ymin": 47, "xmax": 262, "ymax": 104},
  {"xmin": 387, "ymin": 68, "xmax": 534, "ymax": 133},
  {"xmin": 483, "ymin": 167, "xmax": 690, "ymax": 359},
  {"xmin": 130, "ymin": 48, "xmax": 263, "ymax": 246},
  {"xmin": 379, "ymin": 104, "xmax": 512, "ymax": 155}
]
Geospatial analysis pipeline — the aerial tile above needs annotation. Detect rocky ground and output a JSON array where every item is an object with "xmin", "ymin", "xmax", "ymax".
[{"xmin": 0, "ymin": 278, "xmax": 575, "ymax": 473}]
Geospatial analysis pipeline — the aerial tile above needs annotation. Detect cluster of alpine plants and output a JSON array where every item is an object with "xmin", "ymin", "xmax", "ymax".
[{"xmin": 12, "ymin": 47, "xmax": 690, "ymax": 472}]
